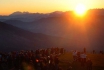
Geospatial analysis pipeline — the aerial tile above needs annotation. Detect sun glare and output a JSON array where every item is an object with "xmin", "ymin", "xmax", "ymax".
[{"xmin": 75, "ymin": 4, "xmax": 87, "ymax": 16}]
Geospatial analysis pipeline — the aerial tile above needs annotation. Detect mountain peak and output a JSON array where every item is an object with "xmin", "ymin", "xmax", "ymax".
[{"xmin": 9, "ymin": 11, "xmax": 30, "ymax": 16}]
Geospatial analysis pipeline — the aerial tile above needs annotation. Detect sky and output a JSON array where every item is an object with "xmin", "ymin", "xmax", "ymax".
[{"xmin": 0, "ymin": 0, "xmax": 104, "ymax": 15}]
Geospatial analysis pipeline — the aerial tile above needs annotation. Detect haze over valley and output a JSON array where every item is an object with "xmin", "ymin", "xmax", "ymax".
[{"xmin": 0, "ymin": 9, "xmax": 104, "ymax": 51}]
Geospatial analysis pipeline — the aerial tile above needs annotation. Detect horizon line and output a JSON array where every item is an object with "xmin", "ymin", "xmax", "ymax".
[{"xmin": 1, "ymin": 8, "xmax": 104, "ymax": 16}]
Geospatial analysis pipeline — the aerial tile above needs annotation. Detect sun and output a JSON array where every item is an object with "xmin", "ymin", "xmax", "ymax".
[{"xmin": 75, "ymin": 4, "xmax": 87, "ymax": 16}]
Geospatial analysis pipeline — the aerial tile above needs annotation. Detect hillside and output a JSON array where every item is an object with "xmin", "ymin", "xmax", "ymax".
[
  {"xmin": 0, "ymin": 21, "xmax": 67, "ymax": 52},
  {"xmin": 2, "ymin": 10, "xmax": 104, "ymax": 51}
]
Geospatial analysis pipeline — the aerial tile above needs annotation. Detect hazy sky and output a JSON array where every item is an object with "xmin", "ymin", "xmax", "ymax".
[{"xmin": 0, "ymin": 0, "xmax": 104, "ymax": 15}]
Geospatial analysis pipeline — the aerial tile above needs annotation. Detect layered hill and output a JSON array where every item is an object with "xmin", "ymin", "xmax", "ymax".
[
  {"xmin": 2, "ymin": 10, "xmax": 104, "ymax": 51},
  {"xmin": 0, "ymin": 21, "xmax": 69, "ymax": 52}
]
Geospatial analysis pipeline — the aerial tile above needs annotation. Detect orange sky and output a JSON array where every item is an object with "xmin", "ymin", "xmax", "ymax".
[{"xmin": 0, "ymin": 0, "xmax": 104, "ymax": 15}]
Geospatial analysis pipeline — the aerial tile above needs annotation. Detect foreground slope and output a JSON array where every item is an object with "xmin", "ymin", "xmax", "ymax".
[{"xmin": 59, "ymin": 53, "xmax": 104, "ymax": 70}]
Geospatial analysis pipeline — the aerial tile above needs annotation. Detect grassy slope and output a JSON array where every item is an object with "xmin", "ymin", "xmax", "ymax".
[{"xmin": 59, "ymin": 53, "xmax": 104, "ymax": 70}]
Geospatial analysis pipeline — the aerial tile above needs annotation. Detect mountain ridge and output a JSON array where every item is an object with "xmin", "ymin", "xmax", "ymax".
[{"xmin": 0, "ymin": 21, "xmax": 68, "ymax": 52}]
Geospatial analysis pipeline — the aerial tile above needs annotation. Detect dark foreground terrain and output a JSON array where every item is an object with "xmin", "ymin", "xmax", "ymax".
[
  {"xmin": 59, "ymin": 52, "xmax": 104, "ymax": 70},
  {"xmin": 0, "ymin": 49, "xmax": 104, "ymax": 70}
]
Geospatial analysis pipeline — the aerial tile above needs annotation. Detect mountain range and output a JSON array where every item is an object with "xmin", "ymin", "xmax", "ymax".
[
  {"xmin": 0, "ymin": 9, "xmax": 104, "ymax": 51},
  {"xmin": 0, "ymin": 21, "xmax": 71, "ymax": 52}
]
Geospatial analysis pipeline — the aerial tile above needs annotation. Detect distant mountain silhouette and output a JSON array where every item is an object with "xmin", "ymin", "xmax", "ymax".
[
  {"xmin": 0, "ymin": 21, "xmax": 68, "ymax": 52},
  {"xmin": 0, "ymin": 11, "xmax": 49, "ymax": 22},
  {"xmin": 9, "ymin": 11, "xmax": 33, "ymax": 16},
  {"xmin": 4, "ymin": 20, "xmax": 28, "ymax": 29},
  {"xmin": 0, "ymin": 10, "xmax": 104, "ymax": 22},
  {"xmin": 9, "ymin": 11, "xmax": 23, "ymax": 16},
  {"xmin": 4, "ymin": 15, "xmax": 72, "ymax": 37},
  {"xmin": 1, "ymin": 10, "xmax": 104, "ymax": 51}
]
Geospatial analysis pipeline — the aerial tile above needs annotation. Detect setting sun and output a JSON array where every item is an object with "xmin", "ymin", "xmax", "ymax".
[{"xmin": 75, "ymin": 4, "xmax": 87, "ymax": 16}]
